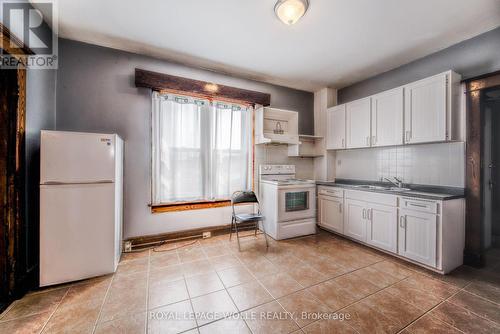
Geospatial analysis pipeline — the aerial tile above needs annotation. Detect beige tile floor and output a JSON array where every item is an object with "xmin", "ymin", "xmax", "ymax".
[{"xmin": 2, "ymin": 229, "xmax": 500, "ymax": 334}]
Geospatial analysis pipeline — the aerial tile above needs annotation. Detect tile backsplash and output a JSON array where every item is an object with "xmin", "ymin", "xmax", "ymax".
[{"xmin": 335, "ymin": 142, "xmax": 465, "ymax": 188}]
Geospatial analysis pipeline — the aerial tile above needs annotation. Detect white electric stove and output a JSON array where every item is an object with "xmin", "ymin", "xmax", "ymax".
[{"xmin": 258, "ymin": 165, "xmax": 316, "ymax": 240}]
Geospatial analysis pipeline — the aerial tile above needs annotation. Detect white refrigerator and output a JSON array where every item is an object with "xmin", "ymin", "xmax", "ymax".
[{"xmin": 40, "ymin": 130, "xmax": 123, "ymax": 286}]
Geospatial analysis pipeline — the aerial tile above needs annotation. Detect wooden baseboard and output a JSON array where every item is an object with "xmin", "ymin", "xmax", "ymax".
[{"xmin": 126, "ymin": 221, "xmax": 256, "ymax": 249}]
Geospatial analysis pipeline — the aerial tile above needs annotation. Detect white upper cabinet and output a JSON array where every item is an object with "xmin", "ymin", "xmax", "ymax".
[
  {"xmin": 371, "ymin": 87, "xmax": 404, "ymax": 147},
  {"xmin": 404, "ymin": 71, "xmax": 462, "ymax": 144},
  {"xmin": 324, "ymin": 70, "xmax": 462, "ymax": 150},
  {"xmin": 326, "ymin": 105, "xmax": 346, "ymax": 150},
  {"xmin": 255, "ymin": 107, "xmax": 300, "ymax": 145},
  {"xmin": 346, "ymin": 97, "xmax": 371, "ymax": 148},
  {"xmin": 404, "ymin": 73, "xmax": 446, "ymax": 144}
]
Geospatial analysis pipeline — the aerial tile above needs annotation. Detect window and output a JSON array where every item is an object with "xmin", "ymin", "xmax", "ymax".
[{"xmin": 151, "ymin": 92, "xmax": 253, "ymax": 205}]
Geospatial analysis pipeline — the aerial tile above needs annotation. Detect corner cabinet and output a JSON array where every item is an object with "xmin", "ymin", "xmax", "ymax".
[
  {"xmin": 404, "ymin": 71, "xmax": 462, "ymax": 144},
  {"xmin": 326, "ymin": 105, "xmax": 345, "ymax": 150},
  {"xmin": 345, "ymin": 97, "xmax": 371, "ymax": 149}
]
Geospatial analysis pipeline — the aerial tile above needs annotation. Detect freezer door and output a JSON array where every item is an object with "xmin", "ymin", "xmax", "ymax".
[
  {"xmin": 41, "ymin": 131, "xmax": 116, "ymax": 184},
  {"xmin": 40, "ymin": 183, "xmax": 116, "ymax": 286}
]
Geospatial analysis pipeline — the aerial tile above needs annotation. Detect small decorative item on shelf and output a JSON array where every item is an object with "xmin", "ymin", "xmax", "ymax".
[{"xmin": 273, "ymin": 121, "xmax": 284, "ymax": 134}]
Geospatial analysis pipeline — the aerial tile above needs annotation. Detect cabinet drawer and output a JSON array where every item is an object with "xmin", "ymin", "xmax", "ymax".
[
  {"xmin": 400, "ymin": 197, "xmax": 439, "ymax": 214},
  {"xmin": 318, "ymin": 186, "xmax": 344, "ymax": 198},
  {"xmin": 345, "ymin": 190, "xmax": 397, "ymax": 207}
]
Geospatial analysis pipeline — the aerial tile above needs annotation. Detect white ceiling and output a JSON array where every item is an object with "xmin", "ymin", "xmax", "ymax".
[{"xmin": 39, "ymin": 0, "xmax": 500, "ymax": 91}]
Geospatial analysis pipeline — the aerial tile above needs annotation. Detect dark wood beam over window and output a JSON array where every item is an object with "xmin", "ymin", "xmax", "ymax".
[{"xmin": 135, "ymin": 68, "xmax": 271, "ymax": 106}]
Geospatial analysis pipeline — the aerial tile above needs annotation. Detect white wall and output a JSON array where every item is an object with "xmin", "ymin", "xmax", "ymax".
[{"xmin": 335, "ymin": 142, "xmax": 465, "ymax": 187}]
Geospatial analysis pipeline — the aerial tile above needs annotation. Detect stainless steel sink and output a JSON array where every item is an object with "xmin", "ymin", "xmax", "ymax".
[
  {"xmin": 352, "ymin": 185, "xmax": 390, "ymax": 190},
  {"xmin": 388, "ymin": 187, "xmax": 411, "ymax": 192},
  {"xmin": 351, "ymin": 184, "xmax": 411, "ymax": 192}
]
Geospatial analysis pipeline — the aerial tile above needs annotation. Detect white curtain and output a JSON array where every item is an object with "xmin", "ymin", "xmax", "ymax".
[{"xmin": 152, "ymin": 92, "xmax": 252, "ymax": 204}]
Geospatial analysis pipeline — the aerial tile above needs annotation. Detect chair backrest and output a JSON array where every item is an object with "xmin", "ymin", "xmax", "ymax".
[{"xmin": 231, "ymin": 191, "xmax": 259, "ymax": 205}]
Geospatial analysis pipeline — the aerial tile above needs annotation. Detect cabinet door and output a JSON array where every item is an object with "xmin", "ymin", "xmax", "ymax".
[
  {"xmin": 344, "ymin": 199, "xmax": 366, "ymax": 242},
  {"xmin": 319, "ymin": 196, "xmax": 343, "ymax": 234},
  {"xmin": 404, "ymin": 74, "xmax": 447, "ymax": 144},
  {"xmin": 398, "ymin": 210, "xmax": 437, "ymax": 267},
  {"xmin": 326, "ymin": 105, "xmax": 345, "ymax": 150},
  {"xmin": 371, "ymin": 88, "xmax": 404, "ymax": 147},
  {"xmin": 366, "ymin": 204, "xmax": 397, "ymax": 253},
  {"xmin": 346, "ymin": 97, "xmax": 371, "ymax": 148}
]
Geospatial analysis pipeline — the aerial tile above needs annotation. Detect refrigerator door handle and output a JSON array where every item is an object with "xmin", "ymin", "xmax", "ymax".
[{"xmin": 42, "ymin": 180, "xmax": 114, "ymax": 185}]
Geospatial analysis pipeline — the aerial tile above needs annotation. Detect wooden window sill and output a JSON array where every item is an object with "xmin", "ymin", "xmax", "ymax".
[{"xmin": 151, "ymin": 200, "xmax": 231, "ymax": 213}]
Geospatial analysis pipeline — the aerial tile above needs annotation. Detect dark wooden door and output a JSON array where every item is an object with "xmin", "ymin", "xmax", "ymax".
[
  {"xmin": 0, "ymin": 65, "xmax": 27, "ymax": 312},
  {"xmin": 464, "ymin": 71, "xmax": 500, "ymax": 266}
]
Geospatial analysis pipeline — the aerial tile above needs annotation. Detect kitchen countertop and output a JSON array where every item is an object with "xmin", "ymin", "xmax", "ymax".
[{"xmin": 316, "ymin": 179, "xmax": 465, "ymax": 201}]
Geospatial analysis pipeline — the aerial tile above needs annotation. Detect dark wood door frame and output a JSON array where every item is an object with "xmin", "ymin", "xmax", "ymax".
[
  {"xmin": 0, "ymin": 23, "xmax": 30, "ymax": 312},
  {"xmin": 464, "ymin": 70, "xmax": 500, "ymax": 267}
]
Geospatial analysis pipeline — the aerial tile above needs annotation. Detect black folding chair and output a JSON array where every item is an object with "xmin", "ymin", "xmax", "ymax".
[{"xmin": 230, "ymin": 191, "xmax": 269, "ymax": 251}]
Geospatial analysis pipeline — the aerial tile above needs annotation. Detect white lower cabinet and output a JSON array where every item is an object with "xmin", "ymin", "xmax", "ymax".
[
  {"xmin": 344, "ymin": 198, "xmax": 367, "ymax": 242},
  {"xmin": 319, "ymin": 186, "xmax": 465, "ymax": 274},
  {"xmin": 398, "ymin": 209, "xmax": 437, "ymax": 267},
  {"xmin": 366, "ymin": 204, "xmax": 397, "ymax": 253},
  {"xmin": 319, "ymin": 196, "xmax": 344, "ymax": 234}
]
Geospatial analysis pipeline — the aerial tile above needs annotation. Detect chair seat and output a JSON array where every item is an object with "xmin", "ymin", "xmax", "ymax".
[{"xmin": 234, "ymin": 213, "xmax": 264, "ymax": 222}]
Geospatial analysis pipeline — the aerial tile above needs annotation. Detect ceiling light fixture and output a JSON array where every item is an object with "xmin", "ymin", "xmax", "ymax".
[{"xmin": 274, "ymin": 0, "xmax": 309, "ymax": 25}]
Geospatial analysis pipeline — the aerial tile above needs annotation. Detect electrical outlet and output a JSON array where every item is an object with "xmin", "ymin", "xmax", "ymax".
[
  {"xmin": 124, "ymin": 241, "xmax": 132, "ymax": 252},
  {"xmin": 202, "ymin": 231, "xmax": 211, "ymax": 239}
]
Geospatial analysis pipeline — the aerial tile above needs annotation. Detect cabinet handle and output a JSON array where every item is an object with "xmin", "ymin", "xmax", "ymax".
[
  {"xmin": 405, "ymin": 131, "xmax": 410, "ymax": 142},
  {"xmin": 341, "ymin": 138, "xmax": 344, "ymax": 148},
  {"xmin": 362, "ymin": 208, "xmax": 366, "ymax": 219},
  {"xmin": 369, "ymin": 208, "xmax": 373, "ymax": 220},
  {"xmin": 408, "ymin": 202, "xmax": 427, "ymax": 208},
  {"xmin": 399, "ymin": 216, "xmax": 406, "ymax": 228},
  {"xmin": 339, "ymin": 203, "xmax": 342, "ymax": 213}
]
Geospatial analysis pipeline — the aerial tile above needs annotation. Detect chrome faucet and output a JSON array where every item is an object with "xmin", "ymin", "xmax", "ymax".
[{"xmin": 384, "ymin": 176, "xmax": 404, "ymax": 188}]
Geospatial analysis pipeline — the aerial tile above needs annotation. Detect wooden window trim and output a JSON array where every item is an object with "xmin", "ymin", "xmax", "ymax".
[
  {"xmin": 150, "ymin": 101, "xmax": 256, "ymax": 213},
  {"xmin": 151, "ymin": 199, "xmax": 232, "ymax": 213},
  {"xmin": 143, "ymin": 69, "xmax": 262, "ymax": 214}
]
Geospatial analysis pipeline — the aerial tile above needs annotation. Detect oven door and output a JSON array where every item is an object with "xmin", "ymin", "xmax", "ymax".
[{"xmin": 277, "ymin": 186, "xmax": 316, "ymax": 222}]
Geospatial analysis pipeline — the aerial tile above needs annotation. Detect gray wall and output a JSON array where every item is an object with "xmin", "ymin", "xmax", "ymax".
[
  {"xmin": 25, "ymin": 68, "xmax": 56, "ymax": 273},
  {"xmin": 55, "ymin": 39, "xmax": 314, "ymax": 238},
  {"xmin": 338, "ymin": 27, "xmax": 500, "ymax": 103}
]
